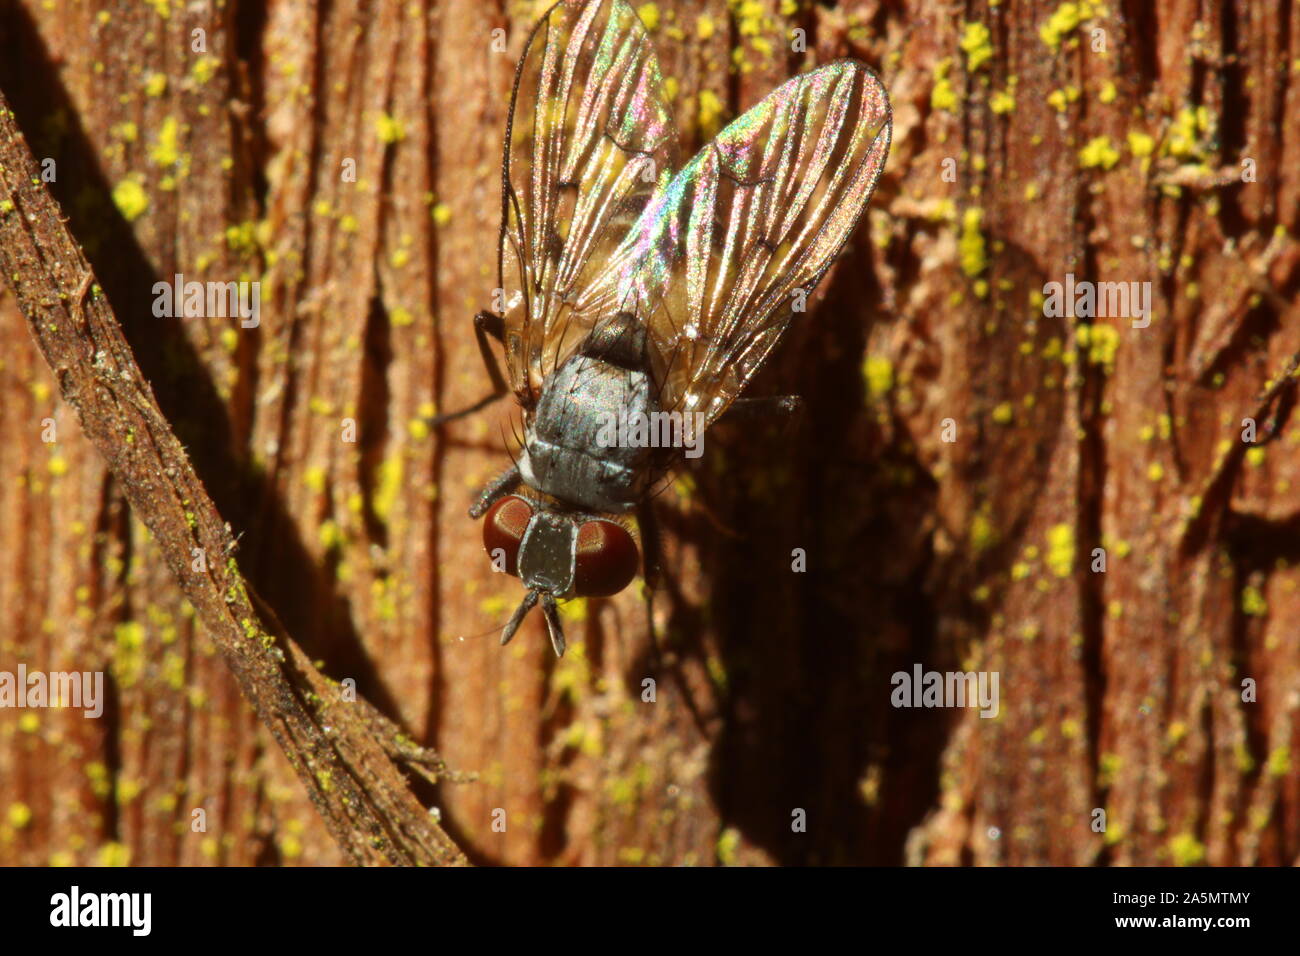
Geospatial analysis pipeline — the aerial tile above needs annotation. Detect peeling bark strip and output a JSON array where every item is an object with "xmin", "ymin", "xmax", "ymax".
[{"xmin": 0, "ymin": 96, "xmax": 465, "ymax": 867}]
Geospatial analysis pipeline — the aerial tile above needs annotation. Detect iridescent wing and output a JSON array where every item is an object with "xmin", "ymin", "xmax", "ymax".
[
  {"xmin": 615, "ymin": 60, "xmax": 891, "ymax": 436},
  {"xmin": 499, "ymin": 0, "xmax": 677, "ymax": 406}
]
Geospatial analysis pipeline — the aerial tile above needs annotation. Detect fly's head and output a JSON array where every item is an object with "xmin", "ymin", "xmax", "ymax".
[{"xmin": 481, "ymin": 492, "xmax": 639, "ymax": 656}]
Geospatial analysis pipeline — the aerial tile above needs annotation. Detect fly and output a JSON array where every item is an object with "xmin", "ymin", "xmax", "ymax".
[{"xmin": 434, "ymin": 0, "xmax": 892, "ymax": 656}]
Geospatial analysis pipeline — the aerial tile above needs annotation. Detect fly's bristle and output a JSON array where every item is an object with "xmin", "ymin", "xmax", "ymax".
[{"xmin": 510, "ymin": 414, "xmax": 524, "ymax": 455}]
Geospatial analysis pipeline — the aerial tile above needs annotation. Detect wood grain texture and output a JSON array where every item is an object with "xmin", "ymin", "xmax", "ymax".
[{"xmin": 0, "ymin": 0, "xmax": 1297, "ymax": 866}]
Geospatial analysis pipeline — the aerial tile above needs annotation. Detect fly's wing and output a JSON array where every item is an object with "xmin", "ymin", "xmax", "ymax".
[
  {"xmin": 499, "ymin": 0, "xmax": 677, "ymax": 405},
  {"xmin": 616, "ymin": 61, "xmax": 891, "ymax": 437}
]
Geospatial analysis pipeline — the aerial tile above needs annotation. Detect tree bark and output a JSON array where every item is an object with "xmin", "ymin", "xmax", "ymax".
[{"xmin": 0, "ymin": 0, "xmax": 1296, "ymax": 866}]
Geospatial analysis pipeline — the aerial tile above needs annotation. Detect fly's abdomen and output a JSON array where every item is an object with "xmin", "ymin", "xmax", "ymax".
[{"xmin": 523, "ymin": 354, "xmax": 656, "ymax": 513}]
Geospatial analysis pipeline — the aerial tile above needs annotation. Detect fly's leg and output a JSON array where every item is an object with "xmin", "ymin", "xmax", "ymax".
[
  {"xmin": 469, "ymin": 463, "xmax": 522, "ymax": 519},
  {"xmin": 636, "ymin": 499, "xmax": 708, "ymax": 735},
  {"xmin": 637, "ymin": 498, "xmax": 665, "ymax": 592},
  {"xmin": 428, "ymin": 311, "xmax": 511, "ymax": 427},
  {"xmin": 719, "ymin": 394, "xmax": 803, "ymax": 420},
  {"xmin": 636, "ymin": 499, "xmax": 665, "ymax": 670}
]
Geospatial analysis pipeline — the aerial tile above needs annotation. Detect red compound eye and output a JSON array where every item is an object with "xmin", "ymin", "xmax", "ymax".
[
  {"xmin": 482, "ymin": 495, "xmax": 533, "ymax": 577},
  {"xmin": 573, "ymin": 520, "xmax": 639, "ymax": 597}
]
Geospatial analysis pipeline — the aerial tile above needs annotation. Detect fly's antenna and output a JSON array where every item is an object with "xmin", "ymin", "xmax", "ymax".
[
  {"xmin": 476, "ymin": 591, "xmax": 568, "ymax": 658},
  {"xmin": 539, "ymin": 592, "xmax": 567, "ymax": 657},
  {"xmin": 500, "ymin": 590, "xmax": 540, "ymax": 646}
]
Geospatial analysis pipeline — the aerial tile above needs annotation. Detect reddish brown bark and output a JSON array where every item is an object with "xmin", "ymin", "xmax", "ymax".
[{"xmin": 0, "ymin": 0, "xmax": 1296, "ymax": 866}]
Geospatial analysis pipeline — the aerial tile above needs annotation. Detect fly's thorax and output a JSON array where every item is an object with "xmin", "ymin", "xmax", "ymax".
[{"xmin": 522, "ymin": 351, "xmax": 659, "ymax": 514}]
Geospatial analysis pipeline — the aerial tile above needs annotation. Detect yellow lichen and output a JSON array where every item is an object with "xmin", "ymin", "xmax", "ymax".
[
  {"xmin": 1040, "ymin": 2, "xmax": 1101, "ymax": 52},
  {"xmin": 1083, "ymin": 322, "xmax": 1119, "ymax": 367},
  {"xmin": 7, "ymin": 803, "xmax": 32, "ymax": 829},
  {"xmin": 191, "ymin": 56, "xmax": 218, "ymax": 84},
  {"xmin": 697, "ymin": 89, "xmax": 723, "ymax": 138},
  {"xmin": 970, "ymin": 509, "xmax": 996, "ymax": 552},
  {"xmin": 376, "ymin": 112, "xmax": 405, "ymax": 144},
  {"xmin": 931, "ymin": 58, "xmax": 958, "ymax": 112},
  {"xmin": 1079, "ymin": 135, "xmax": 1119, "ymax": 170},
  {"xmin": 863, "ymin": 355, "xmax": 893, "ymax": 399},
  {"xmin": 959, "ymin": 22, "xmax": 993, "ymax": 72},
  {"xmin": 150, "ymin": 116, "xmax": 181, "ymax": 168},
  {"xmin": 1241, "ymin": 585, "xmax": 1267, "ymax": 617},
  {"xmin": 303, "ymin": 466, "xmax": 327, "ymax": 494},
  {"xmin": 1167, "ymin": 832, "xmax": 1206, "ymax": 866},
  {"xmin": 98, "ymin": 842, "xmax": 131, "ymax": 867},
  {"xmin": 1045, "ymin": 523, "xmax": 1074, "ymax": 577},
  {"xmin": 958, "ymin": 207, "xmax": 987, "ymax": 277},
  {"xmin": 111, "ymin": 178, "xmax": 149, "ymax": 222},
  {"xmin": 1163, "ymin": 106, "xmax": 1212, "ymax": 160},
  {"xmin": 373, "ymin": 456, "xmax": 403, "ymax": 523},
  {"xmin": 1267, "ymin": 747, "xmax": 1291, "ymax": 777},
  {"xmin": 636, "ymin": 2, "xmax": 660, "ymax": 31}
]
